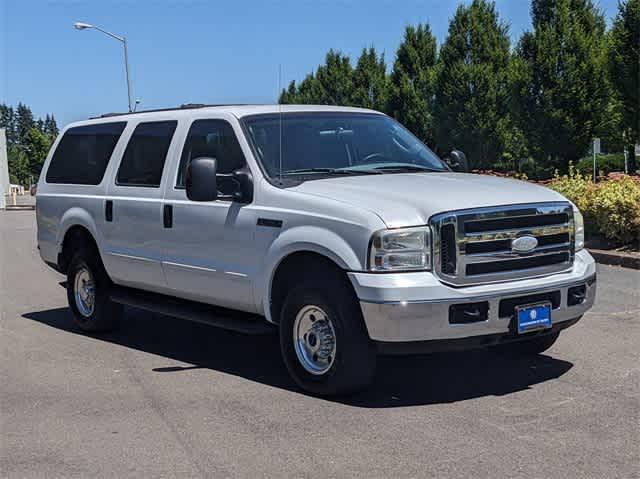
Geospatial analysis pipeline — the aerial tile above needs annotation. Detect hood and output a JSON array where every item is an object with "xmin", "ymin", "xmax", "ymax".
[{"xmin": 290, "ymin": 172, "xmax": 569, "ymax": 228}]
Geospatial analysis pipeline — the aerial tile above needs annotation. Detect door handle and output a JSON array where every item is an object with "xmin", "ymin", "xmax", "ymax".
[
  {"xmin": 163, "ymin": 204, "xmax": 173, "ymax": 228},
  {"xmin": 105, "ymin": 200, "xmax": 113, "ymax": 222}
]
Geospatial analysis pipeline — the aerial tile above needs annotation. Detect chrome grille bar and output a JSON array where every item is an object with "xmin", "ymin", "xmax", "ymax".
[
  {"xmin": 462, "ymin": 224, "xmax": 571, "ymax": 243},
  {"xmin": 465, "ymin": 243, "xmax": 571, "ymax": 263},
  {"xmin": 430, "ymin": 202, "xmax": 575, "ymax": 286}
]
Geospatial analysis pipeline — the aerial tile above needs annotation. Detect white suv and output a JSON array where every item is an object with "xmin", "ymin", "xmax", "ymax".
[{"xmin": 36, "ymin": 104, "xmax": 596, "ymax": 395}]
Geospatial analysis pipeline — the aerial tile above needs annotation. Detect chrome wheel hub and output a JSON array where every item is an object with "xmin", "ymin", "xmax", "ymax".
[
  {"xmin": 74, "ymin": 267, "xmax": 95, "ymax": 317},
  {"xmin": 293, "ymin": 305, "xmax": 336, "ymax": 375}
]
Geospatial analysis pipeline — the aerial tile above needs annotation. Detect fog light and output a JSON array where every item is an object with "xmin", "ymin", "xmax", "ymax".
[
  {"xmin": 568, "ymin": 285, "xmax": 587, "ymax": 306},
  {"xmin": 449, "ymin": 302, "xmax": 489, "ymax": 324}
]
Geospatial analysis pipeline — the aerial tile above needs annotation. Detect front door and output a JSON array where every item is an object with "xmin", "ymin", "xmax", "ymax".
[{"xmin": 161, "ymin": 117, "xmax": 260, "ymax": 312}]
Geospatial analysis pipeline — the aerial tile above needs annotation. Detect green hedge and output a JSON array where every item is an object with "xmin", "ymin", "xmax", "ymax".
[{"xmin": 575, "ymin": 153, "xmax": 626, "ymax": 176}]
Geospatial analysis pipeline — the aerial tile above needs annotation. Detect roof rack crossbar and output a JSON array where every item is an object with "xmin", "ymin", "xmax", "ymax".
[{"xmin": 91, "ymin": 103, "xmax": 258, "ymax": 119}]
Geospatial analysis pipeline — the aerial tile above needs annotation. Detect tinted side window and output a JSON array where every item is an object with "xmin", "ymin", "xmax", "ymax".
[
  {"xmin": 46, "ymin": 122, "xmax": 126, "ymax": 184},
  {"xmin": 176, "ymin": 120, "xmax": 246, "ymax": 193},
  {"xmin": 116, "ymin": 121, "xmax": 177, "ymax": 187}
]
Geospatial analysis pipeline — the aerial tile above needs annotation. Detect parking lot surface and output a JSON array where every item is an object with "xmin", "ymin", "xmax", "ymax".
[{"xmin": 1, "ymin": 211, "xmax": 639, "ymax": 478}]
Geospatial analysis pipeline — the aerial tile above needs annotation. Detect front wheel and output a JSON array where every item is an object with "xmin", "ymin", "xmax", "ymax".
[
  {"xmin": 279, "ymin": 272, "xmax": 376, "ymax": 396},
  {"xmin": 491, "ymin": 332, "xmax": 560, "ymax": 356}
]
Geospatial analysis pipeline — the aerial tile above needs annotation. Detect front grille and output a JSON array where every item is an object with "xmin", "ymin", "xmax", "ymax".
[{"xmin": 431, "ymin": 203, "xmax": 575, "ymax": 286}]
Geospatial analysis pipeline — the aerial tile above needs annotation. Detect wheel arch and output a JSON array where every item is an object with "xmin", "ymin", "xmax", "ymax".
[
  {"xmin": 257, "ymin": 225, "xmax": 364, "ymax": 323},
  {"xmin": 57, "ymin": 211, "xmax": 104, "ymax": 275},
  {"xmin": 269, "ymin": 250, "xmax": 356, "ymax": 325}
]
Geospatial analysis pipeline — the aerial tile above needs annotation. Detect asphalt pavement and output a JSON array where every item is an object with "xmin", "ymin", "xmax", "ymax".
[{"xmin": 1, "ymin": 211, "xmax": 638, "ymax": 478}]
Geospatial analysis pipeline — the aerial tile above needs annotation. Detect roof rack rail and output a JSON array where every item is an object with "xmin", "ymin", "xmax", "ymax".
[{"xmin": 91, "ymin": 103, "xmax": 258, "ymax": 119}]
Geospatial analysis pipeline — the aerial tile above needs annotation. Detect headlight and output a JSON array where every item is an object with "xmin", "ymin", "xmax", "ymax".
[
  {"xmin": 573, "ymin": 206, "xmax": 584, "ymax": 251},
  {"xmin": 368, "ymin": 226, "xmax": 431, "ymax": 271}
]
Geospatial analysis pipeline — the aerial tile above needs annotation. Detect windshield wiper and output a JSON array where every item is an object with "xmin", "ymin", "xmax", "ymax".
[
  {"xmin": 282, "ymin": 167, "xmax": 382, "ymax": 176},
  {"xmin": 372, "ymin": 164, "xmax": 442, "ymax": 173}
]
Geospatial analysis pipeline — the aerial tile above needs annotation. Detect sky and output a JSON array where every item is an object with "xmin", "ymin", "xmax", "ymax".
[{"xmin": 1, "ymin": 0, "xmax": 622, "ymax": 127}]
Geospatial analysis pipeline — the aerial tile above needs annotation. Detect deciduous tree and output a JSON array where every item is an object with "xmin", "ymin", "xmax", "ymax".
[{"xmin": 24, "ymin": 127, "xmax": 51, "ymax": 179}]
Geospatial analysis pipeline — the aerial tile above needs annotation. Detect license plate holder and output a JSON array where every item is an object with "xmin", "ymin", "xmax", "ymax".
[{"xmin": 516, "ymin": 302, "xmax": 552, "ymax": 334}]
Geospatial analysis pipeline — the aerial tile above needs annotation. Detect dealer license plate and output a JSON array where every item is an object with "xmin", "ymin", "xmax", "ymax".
[{"xmin": 516, "ymin": 303, "xmax": 552, "ymax": 334}]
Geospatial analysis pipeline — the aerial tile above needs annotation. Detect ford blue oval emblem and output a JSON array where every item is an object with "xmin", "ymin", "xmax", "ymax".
[{"xmin": 511, "ymin": 235, "xmax": 538, "ymax": 253}]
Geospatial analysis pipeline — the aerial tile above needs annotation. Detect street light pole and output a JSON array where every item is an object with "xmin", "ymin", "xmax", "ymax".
[
  {"xmin": 122, "ymin": 39, "xmax": 133, "ymax": 113},
  {"xmin": 74, "ymin": 22, "xmax": 134, "ymax": 112}
]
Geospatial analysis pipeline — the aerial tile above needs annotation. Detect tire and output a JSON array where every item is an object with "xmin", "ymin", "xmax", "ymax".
[
  {"xmin": 66, "ymin": 247, "xmax": 122, "ymax": 332},
  {"xmin": 491, "ymin": 331, "xmax": 560, "ymax": 356},
  {"xmin": 278, "ymin": 269, "xmax": 376, "ymax": 396}
]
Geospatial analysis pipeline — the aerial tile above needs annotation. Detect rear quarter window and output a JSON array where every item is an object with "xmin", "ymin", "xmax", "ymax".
[{"xmin": 45, "ymin": 122, "xmax": 127, "ymax": 185}]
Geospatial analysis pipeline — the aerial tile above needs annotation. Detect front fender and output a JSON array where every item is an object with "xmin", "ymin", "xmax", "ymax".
[{"xmin": 256, "ymin": 225, "xmax": 363, "ymax": 322}]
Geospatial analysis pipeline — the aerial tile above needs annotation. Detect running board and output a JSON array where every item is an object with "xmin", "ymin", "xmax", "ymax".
[{"xmin": 109, "ymin": 286, "xmax": 276, "ymax": 335}]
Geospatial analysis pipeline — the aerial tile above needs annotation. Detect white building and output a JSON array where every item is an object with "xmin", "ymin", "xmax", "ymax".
[{"xmin": 0, "ymin": 128, "xmax": 10, "ymax": 210}]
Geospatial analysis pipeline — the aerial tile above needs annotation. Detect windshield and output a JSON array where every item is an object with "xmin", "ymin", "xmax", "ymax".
[{"xmin": 242, "ymin": 113, "xmax": 448, "ymax": 178}]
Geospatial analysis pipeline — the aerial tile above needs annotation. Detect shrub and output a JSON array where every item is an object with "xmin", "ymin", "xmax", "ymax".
[
  {"xmin": 547, "ymin": 165, "xmax": 595, "ymax": 216},
  {"xmin": 576, "ymin": 153, "xmax": 625, "ymax": 176},
  {"xmin": 548, "ymin": 167, "xmax": 640, "ymax": 246},
  {"xmin": 590, "ymin": 177, "xmax": 640, "ymax": 245}
]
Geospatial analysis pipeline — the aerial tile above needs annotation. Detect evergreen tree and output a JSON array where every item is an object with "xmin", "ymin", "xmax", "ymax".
[
  {"xmin": 511, "ymin": 0, "xmax": 610, "ymax": 173},
  {"xmin": 282, "ymin": 51, "xmax": 354, "ymax": 105},
  {"xmin": 295, "ymin": 72, "xmax": 326, "ymax": 104},
  {"xmin": 41, "ymin": 114, "xmax": 59, "ymax": 140},
  {"xmin": 279, "ymin": 81, "xmax": 298, "ymax": 104},
  {"xmin": 388, "ymin": 24, "xmax": 438, "ymax": 144},
  {"xmin": 49, "ymin": 115, "xmax": 59, "ymax": 138},
  {"xmin": 15, "ymin": 103, "xmax": 35, "ymax": 145},
  {"xmin": 314, "ymin": 50, "xmax": 354, "ymax": 105},
  {"xmin": 0, "ymin": 104, "xmax": 17, "ymax": 146},
  {"xmin": 608, "ymin": 0, "xmax": 639, "ymax": 172},
  {"xmin": 350, "ymin": 47, "xmax": 390, "ymax": 112},
  {"xmin": 433, "ymin": 0, "xmax": 511, "ymax": 169}
]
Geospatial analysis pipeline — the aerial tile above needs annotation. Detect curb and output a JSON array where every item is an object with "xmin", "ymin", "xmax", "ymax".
[{"xmin": 588, "ymin": 248, "xmax": 640, "ymax": 270}]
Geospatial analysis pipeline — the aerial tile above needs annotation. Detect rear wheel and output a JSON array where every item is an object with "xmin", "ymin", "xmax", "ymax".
[
  {"xmin": 279, "ymin": 269, "xmax": 376, "ymax": 396},
  {"xmin": 66, "ymin": 248, "xmax": 122, "ymax": 332},
  {"xmin": 491, "ymin": 332, "xmax": 560, "ymax": 356}
]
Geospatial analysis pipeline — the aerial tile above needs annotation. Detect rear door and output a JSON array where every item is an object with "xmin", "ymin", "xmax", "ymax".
[{"xmin": 102, "ymin": 120, "xmax": 178, "ymax": 292}]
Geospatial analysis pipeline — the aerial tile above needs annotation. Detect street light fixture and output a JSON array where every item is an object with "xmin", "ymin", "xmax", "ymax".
[{"xmin": 73, "ymin": 22, "xmax": 134, "ymax": 112}]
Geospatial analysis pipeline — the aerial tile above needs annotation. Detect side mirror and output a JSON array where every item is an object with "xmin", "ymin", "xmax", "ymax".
[
  {"xmin": 186, "ymin": 157, "xmax": 218, "ymax": 202},
  {"xmin": 445, "ymin": 149, "xmax": 469, "ymax": 172}
]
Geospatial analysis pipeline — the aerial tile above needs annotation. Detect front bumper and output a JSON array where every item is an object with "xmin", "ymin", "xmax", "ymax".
[{"xmin": 349, "ymin": 249, "xmax": 596, "ymax": 344}]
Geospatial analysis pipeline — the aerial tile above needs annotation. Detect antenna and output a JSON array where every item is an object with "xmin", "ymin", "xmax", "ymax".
[{"xmin": 278, "ymin": 64, "xmax": 283, "ymax": 184}]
